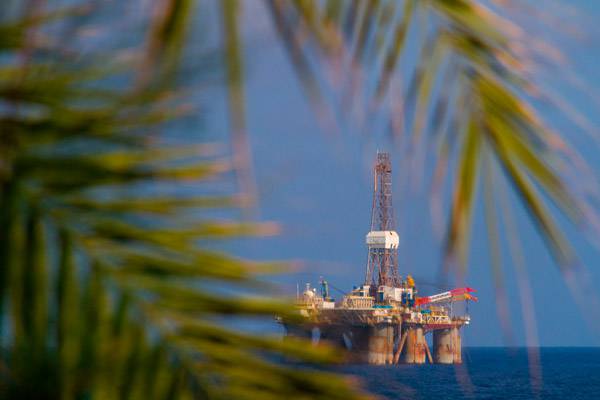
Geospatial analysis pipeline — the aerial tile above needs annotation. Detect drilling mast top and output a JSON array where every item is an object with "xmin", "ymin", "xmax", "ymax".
[{"xmin": 365, "ymin": 152, "xmax": 401, "ymax": 288}]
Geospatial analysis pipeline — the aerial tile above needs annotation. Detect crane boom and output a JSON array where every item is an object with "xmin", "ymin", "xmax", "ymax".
[{"xmin": 415, "ymin": 287, "xmax": 477, "ymax": 306}]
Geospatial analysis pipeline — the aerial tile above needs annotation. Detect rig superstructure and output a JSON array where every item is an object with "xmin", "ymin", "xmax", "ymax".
[{"xmin": 281, "ymin": 152, "xmax": 477, "ymax": 365}]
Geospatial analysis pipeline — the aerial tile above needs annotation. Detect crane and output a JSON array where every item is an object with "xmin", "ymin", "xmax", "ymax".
[{"xmin": 415, "ymin": 287, "xmax": 477, "ymax": 306}]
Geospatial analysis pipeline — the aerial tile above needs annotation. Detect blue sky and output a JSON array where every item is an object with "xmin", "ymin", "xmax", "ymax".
[{"xmin": 210, "ymin": 1, "xmax": 600, "ymax": 346}]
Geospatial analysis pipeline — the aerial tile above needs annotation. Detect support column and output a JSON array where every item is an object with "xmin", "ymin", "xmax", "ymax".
[
  {"xmin": 385, "ymin": 323, "xmax": 394, "ymax": 364},
  {"xmin": 348, "ymin": 325, "xmax": 370, "ymax": 363},
  {"xmin": 452, "ymin": 327, "xmax": 462, "ymax": 364},
  {"xmin": 368, "ymin": 323, "xmax": 394, "ymax": 365},
  {"xmin": 401, "ymin": 326, "xmax": 426, "ymax": 364},
  {"xmin": 393, "ymin": 327, "xmax": 407, "ymax": 364},
  {"xmin": 433, "ymin": 329, "xmax": 454, "ymax": 364},
  {"xmin": 432, "ymin": 327, "xmax": 463, "ymax": 364}
]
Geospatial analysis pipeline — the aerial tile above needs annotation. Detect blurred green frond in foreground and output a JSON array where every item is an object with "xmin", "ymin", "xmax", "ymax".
[
  {"xmin": 1, "ymin": 0, "xmax": 597, "ymax": 398},
  {"xmin": 219, "ymin": 0, "xmax": 597, "ymax": 352},
  {"xmin": 0, "ymin": 2, "xmax": 367, "ymax": 399},
  {"xmin": 223, "ymin": 0, "xmax": 594, "ymax": 275}
]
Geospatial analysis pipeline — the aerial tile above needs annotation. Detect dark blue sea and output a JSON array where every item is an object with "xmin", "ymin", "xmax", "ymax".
[{"xmin": 343, "ymin": 348, "xmax": 600, "ymax": 399}]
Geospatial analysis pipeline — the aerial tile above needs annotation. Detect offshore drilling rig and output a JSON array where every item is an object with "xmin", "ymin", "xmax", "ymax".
[{"xmin": 281, "ymin": 152, "xmax": 476, "ymax": 365}]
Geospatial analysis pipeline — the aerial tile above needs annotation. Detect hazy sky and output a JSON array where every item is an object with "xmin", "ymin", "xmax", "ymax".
[{"xmin": 210, "ymin": 0, "xmax": 600, "ymax": 346}]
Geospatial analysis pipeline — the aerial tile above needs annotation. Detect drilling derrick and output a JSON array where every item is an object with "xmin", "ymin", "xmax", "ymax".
[
  {"xmin": 365, "ymin": 152, "xmax": 400, "ymax": 288},
  {"xmin": 281, "ymin": 151, "xmax": 476, "ymax": 366}
]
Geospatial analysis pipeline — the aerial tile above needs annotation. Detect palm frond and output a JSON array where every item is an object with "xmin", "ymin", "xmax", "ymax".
[
  {"xmin": 258, "ymin": 0, "xmax": 591, "ymax": 272},
  {"xmin": 0, "ymin": 3, "xmax": 370, "ymax": 399}
]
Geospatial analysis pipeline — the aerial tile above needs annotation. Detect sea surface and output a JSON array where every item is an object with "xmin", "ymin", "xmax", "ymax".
[{"xmin": 342, "ymin": 347, "xmax": 600, "ymax": 399}]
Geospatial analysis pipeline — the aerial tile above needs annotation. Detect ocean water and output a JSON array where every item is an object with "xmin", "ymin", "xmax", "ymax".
[{"xmin": 343, "ymin": 348, "xmax": 600, "ymax": 399}]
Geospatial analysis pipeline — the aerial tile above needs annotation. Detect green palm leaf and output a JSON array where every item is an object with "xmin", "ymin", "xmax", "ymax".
[
  {"xmin": 0, "ymin": 2, "xmax": 370, "ymax": 399},
  {"xmin": 229, "ymin": 0, "xmax": 590, "ymax": 272}
]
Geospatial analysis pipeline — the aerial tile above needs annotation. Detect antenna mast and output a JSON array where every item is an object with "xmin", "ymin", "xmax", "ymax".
[{"xmin": 365, "ymin": 152, "xmax": 400, "ymax": 288}]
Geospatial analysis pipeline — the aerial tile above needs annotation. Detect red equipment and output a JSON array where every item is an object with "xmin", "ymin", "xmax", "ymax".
[{"xmin": 415, "ymin": 287, "xmax": 478, "ymax": 306}]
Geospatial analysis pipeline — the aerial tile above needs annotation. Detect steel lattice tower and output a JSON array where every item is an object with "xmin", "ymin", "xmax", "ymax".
[{"xmin": 364, "ymin": 152, "xmax": 401, "ymax": 288}]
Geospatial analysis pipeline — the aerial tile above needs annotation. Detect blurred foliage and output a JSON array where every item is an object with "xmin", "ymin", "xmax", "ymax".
[
  {"xmin": 0, "ymin": 1, "xmax": 368, "ymax": 399},
  {"xmin": 218, "ymin": 0, "xmax": 600, "ymax": 351},
  {"xmin": 221, "ymin": 0, "xmax": 591, "ymax": 275},
  {"xmin": 0, "ymin": 0, "xmax": 594, "ymax": 398}
]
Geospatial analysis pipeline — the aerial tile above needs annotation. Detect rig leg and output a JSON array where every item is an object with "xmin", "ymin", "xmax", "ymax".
[
  {"xmin": 393, "ymin": 329, "xmax": 407, "ymax": 364},
  {"xmin": 385, "ymin": 324, "xmax": 394, "ymax": 364},
  {"xmin": 401, "ymin": 326, "xmax": 426, "ymax": 364},
  {"xmin": 346, "ymin": 326, "xmax": 370, "ymax": 363},
  {"xmin": 433, "ymin": 327, "xmax": 462, "ymax": 364},
  {"xmin": 452, "ymin": 327, "xmax": 462, "ymax": 364},
  {"xmin": 433, "ymin": 329, "xmax": 454, "ymax": 364},
  {"xmin": 368, "ymin": 323, "xmax": 394, "ymax": 365},
  {"xmin": 423, "ymin": 337, "xmax": 433, "ymax": 364}
]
